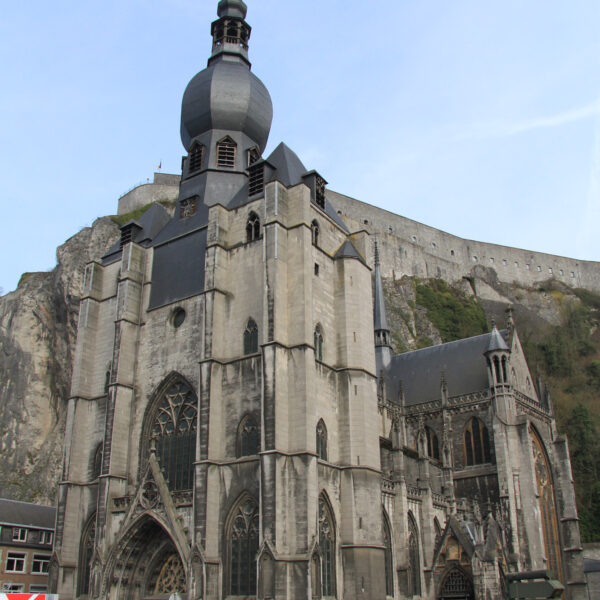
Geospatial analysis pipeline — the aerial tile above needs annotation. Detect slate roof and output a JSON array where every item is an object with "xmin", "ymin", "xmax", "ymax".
[
  {"xmin": 383, "ymin": 331, "xmax": 507, "ymax": 405},
  {"xmin": 0, "ymin": 498, "xmax": 55, "ymax": 529},
  {"xmin": 334, "ymin": 240, "xmax": 365, "ymax": 263}
]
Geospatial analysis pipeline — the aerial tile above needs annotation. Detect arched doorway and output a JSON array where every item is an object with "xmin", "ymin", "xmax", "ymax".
[
  {"xmin": 439, "ymin": 568, "xmax": 473, "ymax": 600},
  {"xmin": 108, "ymin": 518, "xmax": 187, "ymax": 600}
]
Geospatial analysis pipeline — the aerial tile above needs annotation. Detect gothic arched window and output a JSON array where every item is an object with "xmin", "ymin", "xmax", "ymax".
[
  {"xmin": 407, "ymin": 513, "xmax": 421, "ymax": 597},
  {"xmin": 244, "ymin": 318, "xmax": 259, "ymax": 355},
  {"xmin": 319, "ymin": 496, "xmax": 336, "ymax": 597},
  {"xmin": 246, "ymin": 212, "xmax": 261, "ymax": 243},
  {"xmin": 314, "ymin": 325, "xmax": 324, "ymax": 361},
  {"xmin": 316, "ymin": 420, "xmax": 328, "ymax": 461},
  {"xmin": 311, "ymin": 220, "xmax": 320, "ymax": 247},
  {"xmin": 426, "ymin": 426, "xmax": 440, "ymax": 461},
  {"xmin": 77, "ymin": 513, "xmax": 96, "ymax": 596},
  {"xmin": 237, "ymin": 415, "xmax": 259, "ymax": 457},
  {"xmin": 150, "ymin": 378, "xmax": 197, "ymax": 491},
  {"xmin": 189, "ymin": 142, "xmax": 205, "ymax": 173},
  {"xmin": 383, "ymin": 511, "xmax": 394, "ymax": 597},
  {"xmin": 531, "ymin": 428, "xmax": 562, "ymax": 579},
  {"xmin": 228, "ymin": 497, "xmax": 259, "ymax": 596},
  {"xmin": 463, "ymin": 417, "xmax": 492, "ymax": 466},
  {"xmin": 217, "ymin": 136, "xmax": 237, "ymax": 169}
]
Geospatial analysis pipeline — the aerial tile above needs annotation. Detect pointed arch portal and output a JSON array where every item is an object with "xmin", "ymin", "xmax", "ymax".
[
  {"xmin": 438, "ymin": 567, "xmax": 473, "ymax": 600},
  {"xmin": 107, "ymin": 517, "xmax": 187, "ymax": 600}
]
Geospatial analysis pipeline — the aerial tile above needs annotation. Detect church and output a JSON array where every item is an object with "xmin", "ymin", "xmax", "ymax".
[{"xmin": 51, "ymin": 1, "xmax": 587, "ymax": 598}]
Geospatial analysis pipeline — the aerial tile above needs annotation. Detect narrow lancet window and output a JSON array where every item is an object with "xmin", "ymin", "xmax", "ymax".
[
  {"xmin": 246, "ymin": 212, "xmax": 261, "ymax": 242},
  {"xmin": 189, "ymin": 143, "xmax": 204, "ymax": 173},
  {"xmin": 244, "ymin": 319, "xmax": 259, "ymax": 355},
  {"xmin": 319, "ymin": 496, "xmax": 336, "ymax": 597},
  {"xmin": 316, "ymin": 420, "xmax": 328, "ymax": 461},
  {"xmin": 314, "ymin": 325, "xmax": 324, "ymax": 361},
  {"xmin": 237, "ymin": 416, "xmax": 259, "ymax": 457}
]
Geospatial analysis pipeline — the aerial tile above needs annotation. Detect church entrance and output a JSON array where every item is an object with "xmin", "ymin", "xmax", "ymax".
[
  {"xmin": 438, "ymin": 568, "xmax": 474, "ymax": 600},
  {"xmin": 109, "ymin": 517, "xmax": 188, "ymax": 600}
]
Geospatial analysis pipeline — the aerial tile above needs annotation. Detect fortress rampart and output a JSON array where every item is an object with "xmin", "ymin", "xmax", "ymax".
[{"xmin": 329, "ymin": 190, "xmax": 600, "ymax": 293}]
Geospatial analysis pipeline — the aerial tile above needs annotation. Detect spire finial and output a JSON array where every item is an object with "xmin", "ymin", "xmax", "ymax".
[
  {"xmin": 491, "ymin": 317, "xmax": 496, "ymax": 330},
  {"xmin": 374, "ymin": 239, "xmax": 380, "ymax": 268}
]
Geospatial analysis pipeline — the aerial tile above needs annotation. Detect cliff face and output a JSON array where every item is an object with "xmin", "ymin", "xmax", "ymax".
[{"xmin": 0, "ymin": 218, "xmax": 119, "ymax": 504}]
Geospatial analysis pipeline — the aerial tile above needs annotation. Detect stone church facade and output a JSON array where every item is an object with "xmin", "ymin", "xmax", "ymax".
[{"xmin": 52, "ymin": 1, "xmax": 587, "ymax": 598}]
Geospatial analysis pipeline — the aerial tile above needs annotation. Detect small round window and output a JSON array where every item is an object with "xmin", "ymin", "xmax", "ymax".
[{"xmin": 172, "ymin": 308, "xmax": 186, "ymax": 328}]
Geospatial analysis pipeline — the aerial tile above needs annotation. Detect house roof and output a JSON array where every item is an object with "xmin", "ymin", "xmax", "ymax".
[{"xmin": 0, "ymin": 498, "xmax": 56, "ymax": 529}]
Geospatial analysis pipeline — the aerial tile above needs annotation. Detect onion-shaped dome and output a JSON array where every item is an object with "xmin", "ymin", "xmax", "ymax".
[
  {"xmin": 218, "ymin": 0, "xmax": 247, "ymax": 19},
  {"xmin": 180, "ymin": 60, "xmax": 273, "ymax": 153}
]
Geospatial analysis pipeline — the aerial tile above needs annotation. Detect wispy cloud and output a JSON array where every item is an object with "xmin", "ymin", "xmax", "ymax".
[{"xmin": 457, "ymin": 99, "xmax": 600, "ymax": 141}]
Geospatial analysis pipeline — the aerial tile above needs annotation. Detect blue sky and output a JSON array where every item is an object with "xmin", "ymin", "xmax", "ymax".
[{"xmin": 1, "ymin": 0, "xmax": 599, "ymax": 293}]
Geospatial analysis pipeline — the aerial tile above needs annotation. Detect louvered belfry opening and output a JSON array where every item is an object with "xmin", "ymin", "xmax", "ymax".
[
  {"xmin": 217, "ymin": 137, "xmax": 237, "ymax": 168},
  {"xmin": 248, "ymin": 164, "xmax": 264, "ymax": 196},
  {"xmin": 189, "ymin": 143, "xmax": 204, "ymax": 173}
]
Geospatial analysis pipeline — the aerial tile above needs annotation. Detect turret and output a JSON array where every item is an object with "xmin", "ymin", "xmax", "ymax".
[{"xmin": 484, "ymin": 319, "xmax": 511, "ymax": 387}]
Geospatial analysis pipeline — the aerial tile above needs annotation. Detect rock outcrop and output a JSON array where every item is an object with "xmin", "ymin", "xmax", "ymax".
[{"xmin": 0, "ymin": 218, "xmax": 119, "ymax": 503}]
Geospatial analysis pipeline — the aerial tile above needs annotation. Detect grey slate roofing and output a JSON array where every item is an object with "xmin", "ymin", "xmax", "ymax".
[
  {"xmin": 383, "ymin": 330, "xmax": 507, "ymax": 405},
  {"xmin": 584, "ymin": 558, "xmax": 600, "ymax": 573},
  {"xmin": 334, "ymin": 240, "xmax": 365, "ymax": 263},
  {"xmin": 487, "ymin": 325, "xmax": 509, "ymax": 352},
  {"xmin": 0, "ymin": 498, "xmax": 55, "ymax": 529}
]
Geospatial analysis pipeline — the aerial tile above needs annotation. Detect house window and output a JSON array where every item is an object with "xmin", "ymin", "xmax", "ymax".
[
  {"xmin": 12, "ymin": 527, "xmax": 27, "ymax": 542},
  {"xmin": 6, "ymin": 552, "xmax": 26, "ymax": 573},
  {"xmin": 2, "ymin": 584, "xmax": 24, "ymax": 592},
  {"xmin": 150, "ymin": 379, "xmax": 197, "ymax": 491},
  {"xmin": 311, "ymin": 220, "xmax": 320, "ymax": 247},
  {"xmin": 237, "ymin": 416, "xmax": 259, "ymax": 457},
  {"xmin": 316, "ymin": 420, "xmax": 328, "ymax": 461},
  {"xmin": 463, "ymin": 417, "xmax": 492, "ymax": 466},
  {"xmin": 426, "ymin": 427, "xmax": 440, "ymax": 460},
  {"xmin": 229, "ymin": 498, "xmax": 259, "ymax": 596},
  {"xmin": 29, "ymin": 586, "xmax": 48, "ymax": 593},
  {"xmin": 246, "ymin": 212, "xmax": 261, "ymax": 243},
  {"xmin": 31, "ymin": 554, "xmax": 51, "ymax": 574},
  {"xmin": 383, "ymin": 513, "xmax": 394, "ymax": 597},
  {"xmin": 217, "ymin": 137, "xmax": 237, "ymax": 168},
  {"xmin": 319, "ymin": 496, "xmax": 336, "ymax": 597},
  {"xmin": 314, "ymin": 325, "xmax": 323, "ymax": 361},
  {"xmin": 40, "ymin": 530, "xmax": 53, "ymax": 545},
  {"xmin": 189, "ymin": 143, "xmax": 204, "ymax": 173},
  {"xmin": 244, "ymin": 318, "xmax": 259, "ymax": 355}
]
